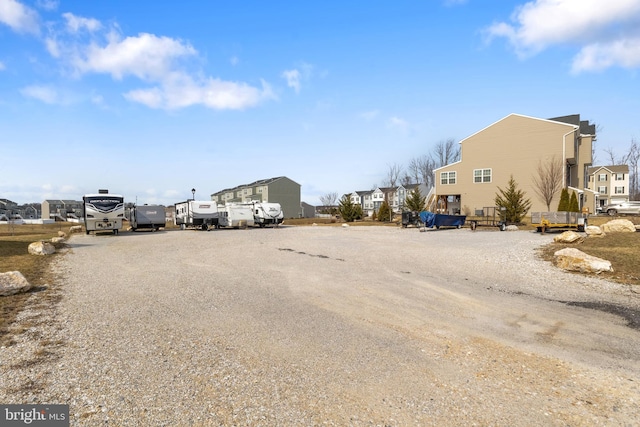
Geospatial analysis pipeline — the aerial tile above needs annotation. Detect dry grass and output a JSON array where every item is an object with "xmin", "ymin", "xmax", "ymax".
[
  {"xmin": 537, "ymin": 230, "xmax": 640, "ymax": 286},
  {"xmin": 0, "ymin": 222, "xmax": 69, "ymax": 347}
]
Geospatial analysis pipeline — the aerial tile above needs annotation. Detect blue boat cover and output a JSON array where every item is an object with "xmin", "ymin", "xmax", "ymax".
[
  {"xmin": 419, "ymin": 211, "xmax": 466, "ymax": 229},
  {"xmin": 419, "ymin": 211, "xmax": 436, "ymax": 228}
]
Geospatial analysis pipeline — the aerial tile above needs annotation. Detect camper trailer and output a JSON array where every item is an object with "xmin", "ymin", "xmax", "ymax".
[
  {"xmin": 218, "ymin": 204, "xmax": 255, "ymax": 228},
  {"xmin": 248, "ymin": 201, "xmax": 284, "ymax": 227},
  {"xmin": 175, "ymin": 200, "xmax": 218, "ymax": 230},
  {"xmin": 129, "ymin": 205, "xmax": 165, "ymax": 232}
]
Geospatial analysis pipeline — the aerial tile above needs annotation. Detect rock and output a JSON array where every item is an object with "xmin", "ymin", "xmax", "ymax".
[
  {"xmin": 585, "ymin": 225, "xmax": 605, "ymax": 238},
  {"xmin": 50, "ymin": 237, "xmax": 66, "ymax": 243},
  {"xmin": 505, "ymin": 225, "xmax": 519, "ymax": 231},
  {"xmin": 602, "ymin": 219, "xmax": 636, "ymax": 233},
  {"xmin": 28, "ymin": 241, "xmax": 56, "ymax": 256},
  {"xmin": 554, "ymin": 247, "xmax": 613, "ymax": 274},
  {"xmin": 69, "ymin": 225, "xmax": 83, "ymax": 233},
  {"xmin": 553, "ymin": 231, "xmax": 583, "ymax": 243},
  {"xmin": 342, "ymin": 223, "xmax": 349, "ymax": 228},
  {"xmin": 57, "ymin": 231, "xmax": 67, "ymax": 238},
  {"xmin": 0, "ymin": 271, "xmax": 33, "ymax": 296}
]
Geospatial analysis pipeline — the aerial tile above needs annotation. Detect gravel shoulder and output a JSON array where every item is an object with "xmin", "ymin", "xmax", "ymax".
[{"xmin": 1, "ymin": 226, "xmax": 639, "ymax": 426}]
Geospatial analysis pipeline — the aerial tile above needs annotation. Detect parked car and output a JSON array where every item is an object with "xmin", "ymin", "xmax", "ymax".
[{"xmin": 606, "ymin": 201, "xmax": 640, "ymax": 216}]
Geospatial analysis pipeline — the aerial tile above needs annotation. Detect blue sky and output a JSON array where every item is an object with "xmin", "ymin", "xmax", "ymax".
[{"xmin": 1, "ymin": 0, "xmax": 639, "ymax": 206}]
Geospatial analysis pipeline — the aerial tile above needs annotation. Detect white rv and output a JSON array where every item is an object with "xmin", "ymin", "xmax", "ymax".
[
  {"xmin": 218, "ymin": 204, "xmax": 255, "ymax": 228},
  {"xmin": 174, "ymin": 200, "xmax": 218, "ymax": 230},
  {"xmin": 247, "ymin": 201, "xmax": 284, "ymax": 227},
  {"xmin": 83, "ymin": 190, "xmax": 125, "ymax": 235}
]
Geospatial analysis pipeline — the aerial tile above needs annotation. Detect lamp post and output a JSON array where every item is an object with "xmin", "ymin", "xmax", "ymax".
[{"xmin": 191, "ymin": 188, "xmax": 196, "ymax": 201}]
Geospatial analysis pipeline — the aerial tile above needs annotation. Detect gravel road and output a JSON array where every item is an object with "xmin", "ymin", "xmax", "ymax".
[{"xmin": 1, "ymin": 225, "xmax": 639, "ymax": 426}]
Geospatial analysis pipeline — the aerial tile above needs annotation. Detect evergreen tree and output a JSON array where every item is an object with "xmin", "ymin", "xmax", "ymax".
[
  {"xmin": 494, "ymin": 175, "xmax": 532, "ymax": 223},
  {"xmin": 338, "ymin": 194, "xmax": 363, "ymax": 222},
  {"xmin": 557, "ymin": 188, "xmax": 569, "ymax": 211},
  {"xmin": 568, "ymin": 191, "xmax": 580, "ymax": 212},
  {"xmin": 377, "ymin": 200, "xmax": 392, "ymax": 222},
  {"xmin": 405, "ymin": 187, "xmax": 426, "ymax": 212}
]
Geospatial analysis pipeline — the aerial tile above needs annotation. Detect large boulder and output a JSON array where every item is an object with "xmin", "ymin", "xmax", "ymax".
[
  {"xmin": 69, "ymin": 225, "xmax": 83, "ymax": 233},
  {"xmin": 554, "ymin": 248, "xmax": 613, "ymax": 274},
  {"xmin": 28, "ymin": 241, "xmax": 56, "ymax": 256},
  {"xmin": 553, "ymin": 231, "xmax": 583, "ymax": 243},
  {"xmin": 505, "ymin": 225, "xmax": 519, "ymax": 231},
  {"xmin": 0, "ymin": 271, "xmax": 32, "ymax": 296},
  {"xmin": 585, "ymin": 225, "xmax": 605, "ymax": 237},
  {"xmin": 602, "ymin": 219, "xmax": 636, "ymax": 233}
]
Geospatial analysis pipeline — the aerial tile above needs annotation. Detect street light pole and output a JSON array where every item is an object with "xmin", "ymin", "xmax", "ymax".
[{"xmin": 191, "ymin": 188, "xmax": 196, "ymax": 201}]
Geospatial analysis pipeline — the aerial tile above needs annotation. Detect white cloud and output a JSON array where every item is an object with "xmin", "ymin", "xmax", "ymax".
[
  {"xmin": 0, "ymin": 60, "xmax": 5, "ymax": 70},
  {"xmin": 62, "ymin": 12, "xmax": 101, "ymax": 33},
  {"xmin": 359, "ymin": 110, "xmax": 380, "ymax": 121},
  {"xmin": 20, "ymin": 84, "xmax": 58, "ymax": 103},
  {"xmin": 485, "ymin": 0, "xmax": 640, "ymax": 71},
  {"xmin": 0, "ymin": 0, "xmax": 40, "ymax": 34},
  {"xmin": 72, "ymin": 32, "xmax": 197, "ymax": 81},
  {"xmin": 124, "ymin": 73, "xmax": 276, "ymax": 110},
  {"xmin": 282, "ymin": 69, "xmax": 301, "ymax": 93},
  {"xmin": 282, "ymin": 62, "xmax": 314, "ymax": 93},
  {"xmin": 571, "ymin": 37, "xmax": 640, "ymax": 73},
  {"xmin": 36, "ymin": 0, "xmax": 58, "ymax": 11},
  {"xmin": 387, "ymin": 116, "xmax": 410, "ymax": 133}
]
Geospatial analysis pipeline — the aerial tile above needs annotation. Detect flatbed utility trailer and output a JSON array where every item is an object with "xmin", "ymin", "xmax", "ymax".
[
  {"xmin": 129, "ymin": 205, "xmax": 165, "ymax": 232},
  {"xmin": 468, "ymin": 207, "xmax": 508, "ymax": 231},
  {"xmin": 531, "ymin": 211, "xmax": 587, "ymax": 232}
]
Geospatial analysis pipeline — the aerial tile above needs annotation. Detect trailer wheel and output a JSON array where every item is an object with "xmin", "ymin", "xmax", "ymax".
[
  {"xmin": 499, "ymin": 223, "xmax": 506, "ymax": 231},
  {"xmin": 202, "ymin": 224, "xmax": 208, "ymax": 231}
]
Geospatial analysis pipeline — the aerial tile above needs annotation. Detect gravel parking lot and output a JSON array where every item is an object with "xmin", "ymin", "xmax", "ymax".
[{"xmin": 1, "ymin": 225, "xmax": 639, "ymax": 426}]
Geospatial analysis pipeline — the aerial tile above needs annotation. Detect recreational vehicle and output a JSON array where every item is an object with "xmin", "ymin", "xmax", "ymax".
[
  {"xmin": 247, "ymin": 201, "xmax": 284, "ymax": 227},
  {"xmin": 83, "ymin": 190, "xmax": 125, "ymax": 235},
  {"xmin": 175, "ymin": 200, "xmax": 218, "ymax": 230},
  {"xmin": 218, "ymin": 204, "xmax": 255, "ymax": 228},
  {"xmin": 129, "ymin": 205, "xmax": 165, "ymax": 232}
]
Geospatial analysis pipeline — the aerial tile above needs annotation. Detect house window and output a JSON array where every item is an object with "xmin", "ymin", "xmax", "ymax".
[
  {"xmin": 473, "ymin": 169, "xmax": 492, "ymax": 183},
  {"xmin": 615, "ymin": 186, "xmax": 625, "ymax": 194},
  {"xmin": 440, "ymin": 171, "xmax": 456, "ymax": 185},
  {"xmin": 615, "ymin": 173, "xmax": 625, "ymax": 180},
  {"xmin": 598, "ymin": 186, "xmax": 608, "ymax": 194},
  {"xmin": 598, "ymin": 174, "xmax": 607, "ymax": 182}
]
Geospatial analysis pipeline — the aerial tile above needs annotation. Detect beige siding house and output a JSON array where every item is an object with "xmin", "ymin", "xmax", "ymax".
[
  {"xmin": 432, "ymin": 114, "xmax": 596, "ymax": 216},
  {"xmin": 586, "ymin": 165, "xmax": 630, "ymax": 210}
]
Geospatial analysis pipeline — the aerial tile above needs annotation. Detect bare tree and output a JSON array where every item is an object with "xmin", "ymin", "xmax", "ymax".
[
  {"xmin": 603, "ymin": 147, "xmax": 621, "ymax": 165},
  {"xmin": 624, "ymin": 139, "xmax": 640, "ymax": 200},
  {"xmin": 319, "ymin": 192, "xmax": 338, "ymax": 207},
  {"xmin": 431, "ymin": 138, "xmax": 460, "ymax": 168},
  {"xmin": 532, "ymin": 156, "xmax": 563, "ymax": 210},
  {"xmin": 384, "ymin": 163, "xmax": 403, "ymax": 187},
  {"xmin": 408, "ymin": 155, "xmax": 436, "ymax": 187}
]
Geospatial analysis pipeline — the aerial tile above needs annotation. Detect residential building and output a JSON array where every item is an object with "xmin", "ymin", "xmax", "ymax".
[
  {"xmin": 42, "ymin": 199, "xmax": 84, "ymax": 220},
  {"xmin": 431, "ymin": 113, "xmax": 596, "ymax": 215},
  {"xmin": 347, "ymin": 184, "xmax": 426, "ymax": 217},
  {"xmin": 211, "ymin": 176, "xmax": 301, "ymax": 219},
  {"xmin": 586, "ymin": 165, "xmax": 630, "ymax": 211}
]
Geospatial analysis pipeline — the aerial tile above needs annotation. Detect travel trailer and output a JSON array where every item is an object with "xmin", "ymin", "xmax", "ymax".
[
  {"xmin": 129, "ymin": 205, "xmax": 165, "ymax": 232},
  {"xmin": 247, "ymin": 201, "xmax": 284, "ymax": 227},
  {"xmin": 174, "ymin": 200, "xmax": 218, "ymax": 230},
  {"xmin": 218, "ymin": 204, "xmax": 255, "ymax": 228}
]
